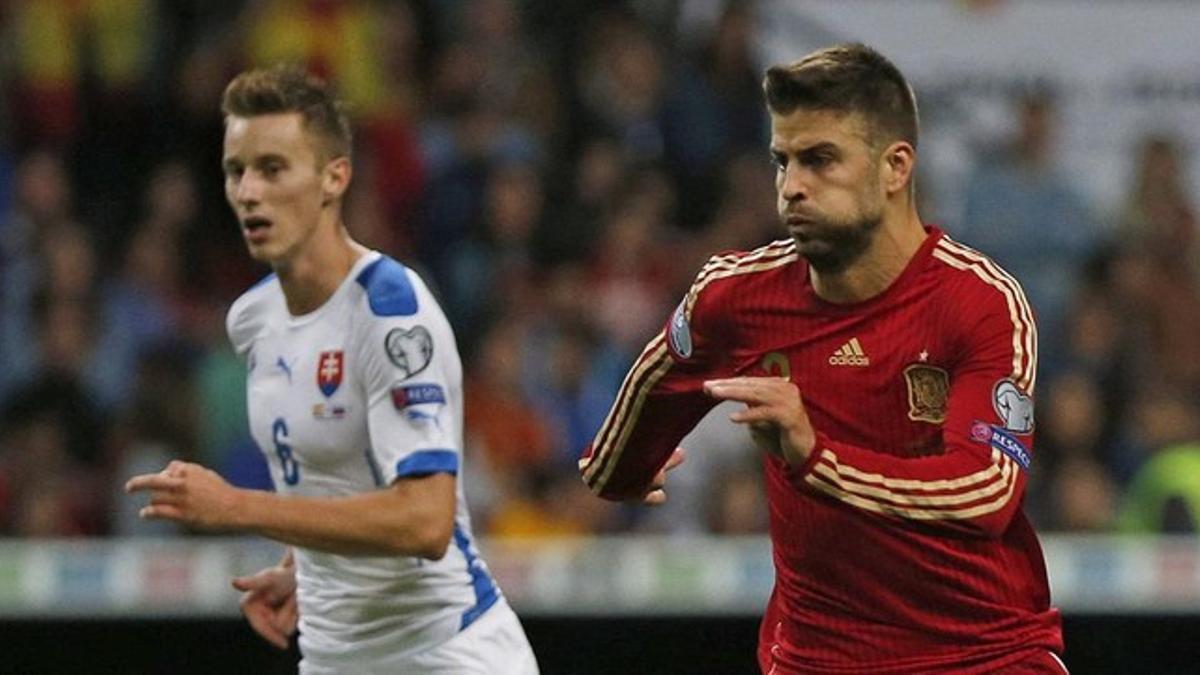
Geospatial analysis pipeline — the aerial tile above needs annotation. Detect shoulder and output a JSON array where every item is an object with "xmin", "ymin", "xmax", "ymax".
[
  {"xmin": 929, "ymin": 235, "xmax": 1038, "ymax": 385},
  {"xmin": 226, "ymin": 272, "xmax": 281, "ymax": 356},
  {"xmin": 353, "ymin": 254, "xmax": 425, "ymax": 317},
  {"xmin": 350, "ymin": 254, "xmax": 448, "ymax": 326},
  {"xmin": 927, "ymin": 234, "xmax": 1034, "ymax": 316},
  {"xmin": 686, "ymin": 238, "xmax": 799, "ymax": 317},
  {"xmin": 348, "ymin": 254, "xmax": 454, "ymax": 374}
]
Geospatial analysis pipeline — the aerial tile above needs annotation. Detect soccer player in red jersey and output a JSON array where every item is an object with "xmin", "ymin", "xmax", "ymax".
[{"xmin": 579, "ymin": 44, "xmax": 1066, "ymax": 673}]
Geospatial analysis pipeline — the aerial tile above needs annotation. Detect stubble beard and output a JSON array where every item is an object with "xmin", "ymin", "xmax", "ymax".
[{"xmin": 789, "ymin": 208, "xmax": 883, "ymax": 275}]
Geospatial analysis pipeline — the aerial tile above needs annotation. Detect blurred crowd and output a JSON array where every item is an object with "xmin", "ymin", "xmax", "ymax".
[{"xmin": 0, "ymin": 0, "xmax": 1197, "ymax": 541}]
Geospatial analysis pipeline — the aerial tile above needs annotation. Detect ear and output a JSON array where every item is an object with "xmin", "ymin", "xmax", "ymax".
[
  {"xmin": 881, "ymin": 142, "xmax": 916, "ymax": 197},
  {"xmin": 321, "ymin": 156, "xmax": 352, "ymax": 206}
]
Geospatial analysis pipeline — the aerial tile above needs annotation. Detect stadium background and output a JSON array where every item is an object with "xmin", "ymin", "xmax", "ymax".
[{"xmin": 0, "ymin": 0, "xmax": 1198, "ymax": 672}]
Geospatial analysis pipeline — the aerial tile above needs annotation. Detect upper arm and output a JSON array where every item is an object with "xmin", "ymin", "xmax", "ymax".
[
  {"xmin": 581, "ymin": 254, "xmax": 733, "ymax": 498},
  {"xmin": 388, "ymin": 471, "xmax": 457, "ymax": 554},
  {"xmin": 355, "ymin": 263, "xmax": 464, "ymax": 487},
  {"xmin": 941, "ymin": 258, "xmax": 1038, "ymax": 466}
]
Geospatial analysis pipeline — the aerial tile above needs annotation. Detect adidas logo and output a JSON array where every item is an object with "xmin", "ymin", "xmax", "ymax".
[{"xmin": 829, "ymin": 338, "xmax": 870, "ymax": 366}]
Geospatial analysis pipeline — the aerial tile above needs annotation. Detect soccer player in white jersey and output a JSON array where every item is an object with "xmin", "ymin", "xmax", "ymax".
[{"xmin": 126, "ymin": 65, "xmax": 539, "ymax": 674}]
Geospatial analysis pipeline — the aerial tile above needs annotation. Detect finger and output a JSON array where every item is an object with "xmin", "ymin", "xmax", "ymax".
[
  {"xmin": 642, "ymin": 489, "xmax": 667, "ymax": 506},
  {"xmin": 704, "ymin": 382, "xmax": 775, "ymax": 404},
  {"xmin": 139, "ymin": 504, "xmax": 185, "ymax": 520},
  {"xmin": 663, "ymin": 447, "xmax": 686, "ymax": 472},
  {"xmin": 275, "ymin": 593, "xmax": 299, "ymax": 635},
  {"xmin": 245, "ymin": 606, "xmax": 289, "ymax": 650},
  {"xmin": 704, "ymin": 376, "xmax": 788, "ymax": 391},
  {"xmin": 729, "ymin": 406, "xmax": 786, "ymax": 425},
  {"xmin": 232, "ymin": 575, "xmax": 266, "ymax": 592},
  {"xmin": 704, "ymin": 376, "xmax": 774, "ymax": 387},
  {"xmin": 125, "ymin": 474, "xmax": 184, "ymax": 493}
]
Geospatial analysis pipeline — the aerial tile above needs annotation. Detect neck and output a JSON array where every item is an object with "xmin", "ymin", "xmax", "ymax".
[
  {"xmin": 275, "ymin": 218, "xmax": 366, "ymax": 315},
  {"xmin": 810, "ymin": 204, "xmax": 926, "ymax": 304}
]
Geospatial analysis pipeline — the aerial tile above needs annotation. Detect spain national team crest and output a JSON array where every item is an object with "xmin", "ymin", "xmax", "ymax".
[
  {"xmin": 317, "ymin": 350, "xmax": 344, "ymax": 398},
  {"xmin": 904, "ymin": 364, "xmax": 949, "ymax": 423}
]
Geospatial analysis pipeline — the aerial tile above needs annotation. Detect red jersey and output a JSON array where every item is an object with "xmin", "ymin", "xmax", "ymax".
[{"xmin": 579, "ymin": 227, "xmax": 1064, "ymax": 673}]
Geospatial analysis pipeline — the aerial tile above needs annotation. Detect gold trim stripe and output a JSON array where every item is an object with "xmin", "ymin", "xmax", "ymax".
[
  {"xmin": 591, "ymin": 349, "xmax": 676, "ymax": 492},
  {"xmin": 936, "ymin": 237, "xmax": 1038, "ymax": 389},
  {"xmin": 686, "ymin": 242, "xmax": 797, "ymax": 319},
  {"xmin": 811, "ymin": 448, "xmax": 1014, "ymax": 507},
  {"xmin": 688, "ymin": 253, "xmax": 800, "ymax": 318},
  {"xmin": 813, "ymin": 447, "xmax": 1003, "ymax": 492},
  {"xmin": 583, "ymin": 336, "xmax": 668, "ymax": 485},
  {"xmin": 584, "ymin": 240, "xmax": 799, "ymax": 493},
  {"xmin": 692, "ymin": 241, "xmax": 796, "ymax": 286},
  {"xmin": 700, "ymin": 238, "xmax": 796, "ymax": 271},
  {"xmin": 806, "ymin": 453, "xmax": 1020, "ymax": 521},
  {"xmin": 934, "ymin": 238, "xmax": 1038, "ymax": 391},
  {"xmin": 930, "ymin": 247, "xmax": 1035, "ymax": 391}
]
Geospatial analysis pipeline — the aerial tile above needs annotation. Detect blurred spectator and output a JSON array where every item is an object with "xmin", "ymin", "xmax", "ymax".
[
  {"xmin": 662, "ymin": 3, "xmax": 767, "ymax": 227},
  {"xmin": 1047, "ymin": 455, "xmax": 1118, "ymax": 533},
  {"xmin": 575, "ymin": 10, "xmax": 667, "ymax": 163},
  {"xmin": 108, "ymin": 344, "xmax": 200, "ymax": 536},
  {"xmin": 705, "ymin": 459, "xmax": 769, "ymax": 535},
  {"xmin": 0, "ymin": 375, "xmax": 109, "ymax": 536},
  {"xmin": 1116, "ymin": 134, "xmax": 1197, "ymax": 274},
  {"xmin": 464, "ymin": 317, "xmax": 555, "ymax": 496},
  {"xmin": 955, "ymin": 92, "xmax": 1101, "ymax": 378},
  {"xmin": 525, "ymin": 320, "xmax": 624, "ymax": 470},
  {"xmin": 1119, "ymin": 441, "xmax": 1200, "ymax": 534},
  {"xmin": 486, "ymin": 466, "xmax": 617, "ymax": 539},
  {"xmin": 1031, "ymin": 371, "xmax": 1119, "ymax": 530},
  {"xmin": 587, "ymin": 170, "xmax": 679, "ymax": 355},
  {"xmin": 537, "ymin": 136, "xmax": 626, "ymax": 265},
  {"xmin": 3, "ymin": 225, "xmax": 146, "ymax": 412},
  {"xmin": 1119, "ymin": 385, "xmax": 1200, "ymax": 475},
  {"xmin": 441, "ymin": 160, "xmax": 544, "ymax": 346}
]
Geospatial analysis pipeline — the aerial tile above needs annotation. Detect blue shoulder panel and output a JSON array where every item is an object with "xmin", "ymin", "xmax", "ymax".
[{"xmin": 355, "ymin": 257, "xmax": 419, "ymax": 316}]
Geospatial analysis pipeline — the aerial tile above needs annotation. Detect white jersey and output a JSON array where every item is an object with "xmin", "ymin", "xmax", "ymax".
[{"xmin": 227, "ymin": 251, "xmax": 503, "ymax": 670}]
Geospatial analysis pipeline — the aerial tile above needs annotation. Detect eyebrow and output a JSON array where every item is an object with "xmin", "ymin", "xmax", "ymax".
[
  {"xmin": 771, "ymin": 141, "xmax": 840, "ymax": 155},
  {"xmin": 223, "ymin": 153, "xmax": 289, "ymax": 170}
]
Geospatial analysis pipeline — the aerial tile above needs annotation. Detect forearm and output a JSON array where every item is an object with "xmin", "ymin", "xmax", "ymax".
[
  {"xmin": 231, "ymin": 478, "xmax": 454, "ymax": 558},
  {"xmin": 788, "ymin": 430, "xmax": 1024, "ymax": 538}
]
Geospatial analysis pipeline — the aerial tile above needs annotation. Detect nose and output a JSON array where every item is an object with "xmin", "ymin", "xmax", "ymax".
[
  {"xmin": 779, "ymin": 164, "xmax": 808, "ymax": 203},
  {"xmin": 234, "ymin": 172, "xmax": 263, "ymax": 208}
]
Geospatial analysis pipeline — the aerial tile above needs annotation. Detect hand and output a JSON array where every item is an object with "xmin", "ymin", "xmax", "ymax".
[
  {"xmin": 704, "ymin": 377, "xmax": 816, "ymax": 466},
  {"xmin": 124, "ymin": 460, "xmax": 244, "ymax": 530},
  {"xmin": 641, "ymin": 447, "xmax": 686, "ymax": 506},
  {"xmin": 232, "ymin": 557, "xmax": 298, "ymax": 650}
]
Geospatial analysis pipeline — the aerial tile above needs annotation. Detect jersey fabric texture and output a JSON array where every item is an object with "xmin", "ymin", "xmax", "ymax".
[
  {"xmin": 227, "ymin": 251, "xmax": 507, "ymax": 671},
  {"xmin": 580, "ymin": 227, "xmax": 1064, "ymax": 674}
]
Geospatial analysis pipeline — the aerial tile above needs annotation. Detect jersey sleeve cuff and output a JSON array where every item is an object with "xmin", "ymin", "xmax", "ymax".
[
  {"xmin": 786, "ymin": 431, "xmax": 827, "ymax": 481},
  {"xmin": 395, "ymin": 450, "xmax": 459, "ymax": 478}
]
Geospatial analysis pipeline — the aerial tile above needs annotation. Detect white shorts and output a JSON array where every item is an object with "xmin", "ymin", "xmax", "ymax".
[
  {"xmin": 406, "ymin": 600, "xmax": 539, "ymax": 674},
  {"xmin": 299, "ymin": 599, "xmax": 539, "ymax": 675}
]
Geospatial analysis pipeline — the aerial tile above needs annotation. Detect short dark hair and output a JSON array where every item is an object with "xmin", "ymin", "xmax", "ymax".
[
  {"xmin": 763, "ymin": 43, "xmax": 918, "ymax": 149},
  {"xmin": 221, "ymin": 64, "xmax": 352, "ymax": 160}
]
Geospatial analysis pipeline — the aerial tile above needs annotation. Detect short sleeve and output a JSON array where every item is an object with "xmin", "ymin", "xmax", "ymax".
[{"xmin": 353, "ymin": 260, "xmax": 463, "ymax": 483}]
